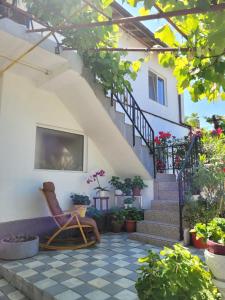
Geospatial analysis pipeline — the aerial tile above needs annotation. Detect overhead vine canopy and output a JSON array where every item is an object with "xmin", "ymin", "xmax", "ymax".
[{"xmin": 24, "ymin": 0, "xmax": 225, "ymax": 102}]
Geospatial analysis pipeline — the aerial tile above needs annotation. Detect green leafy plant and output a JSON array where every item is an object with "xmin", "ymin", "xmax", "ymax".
[
  {"xmin": 136, "ymin": 244, "xmax": 221, "ymax": 300},
  {"xmin": 124, "ymin": 207, "xmax": 143, "ymax": 221},
  {"xmin": 70, "ymin": 193, "xmax": 91, "ymax": 205},
  {"xmin": 110, "ymin": 209, "xmax": 125, "ymax": 225},
  {"xmin": 122, "ymin": 178, "xmax": 133, "ymax": 196},
  {"xmin": 132, "ymin": 176, "xmax": 147, "ymax": 190},
  {"xmin": 124, "ymin": 197, "xmax": 134, "ymax": 205},
  {"xmin": 109, "ymin": 176, "xmax": 123, "ymax": 190}
]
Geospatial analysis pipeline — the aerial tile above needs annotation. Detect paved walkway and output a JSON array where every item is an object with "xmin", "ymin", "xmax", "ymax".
[{"xmin": 0, "ymin": 233, "xmax": 204, "ymax": 300}]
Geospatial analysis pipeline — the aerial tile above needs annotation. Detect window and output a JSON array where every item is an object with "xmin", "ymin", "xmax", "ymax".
[
  {"xmin": 35, "ymin": 127, "xmax": 84, "ymax": 171},
  {"xmin": 148, "ymin": 71, "xmax": 166, "ymax": 105}
]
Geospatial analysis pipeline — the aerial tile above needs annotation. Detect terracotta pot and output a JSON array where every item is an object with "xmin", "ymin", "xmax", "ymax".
[
  {"xmin": 207, "ymin": 240, "xmax": 225, "ymax": 255},
  {"xmin": 132, "ymin": 187, "xmax": 141, "ymax": 196},
  {"xmin": 111, "ymin": 222, "xmax": 123, "ymax": 233},
  {"xmin": 191, "ymin": 232, "xmax": 207, "ymax": 249},
  {"xmin": 125, "ymin": 220, "xmax": 136, "ymax": 232}
]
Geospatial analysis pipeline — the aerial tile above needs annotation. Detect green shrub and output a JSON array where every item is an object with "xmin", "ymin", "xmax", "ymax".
[{"xmin": 136, "ymin": 244, "xmax": 220, "ymax": 300}]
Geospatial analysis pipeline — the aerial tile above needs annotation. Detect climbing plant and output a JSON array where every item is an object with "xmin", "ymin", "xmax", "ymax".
[{"xmin": 24, "ymin": 0, "xmax": 225, "ymax": 101}]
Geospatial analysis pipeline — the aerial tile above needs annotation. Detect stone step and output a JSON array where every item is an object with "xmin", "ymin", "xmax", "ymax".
[
  {"xmin": 156, "ymin": 173, "xmax": 176, "ymax": 182},
  {"xmin": 137, "ymin": 220, "xmax": 180, "ymax": 240},
  {"xmin": 157, "ymin": 181, "xmax": 178, "ymax": 191},
  {"xmin": 0, "ymin": 276, "xmax": 28, "ymax": 300},
  {"xmin": 151, "ymin": 200, "xmax": 179, "ymax": 211},
  {"xmin": 129, "ymin": 232, "xmax": 179, "ymax": 247},
  {"xmin": 158, "ymin": 190, "xmax": 179, "ymax": 201},
  {"xmin": 144, "ymin": 210, "xmax": 180, "ymax": 225}
]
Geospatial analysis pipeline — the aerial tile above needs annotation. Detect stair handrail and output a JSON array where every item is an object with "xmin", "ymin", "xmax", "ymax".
[
  {"xmin": 177, "ymin": 135, "xmax": 199, "ymax": 239},
  {"xmin": 111, "ymin": 86, "xmax": 156, "ymax": 176}
]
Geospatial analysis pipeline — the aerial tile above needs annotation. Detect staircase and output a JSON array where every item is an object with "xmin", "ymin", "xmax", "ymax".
[{"xmin": 130, "ymin": 173, "xmax": 181, "ymax": 247}]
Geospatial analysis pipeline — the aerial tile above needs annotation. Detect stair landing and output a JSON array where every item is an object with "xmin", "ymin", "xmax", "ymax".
[{"xmin": 130, "ymin": 173, "xmax": 181, "ymax": 247}]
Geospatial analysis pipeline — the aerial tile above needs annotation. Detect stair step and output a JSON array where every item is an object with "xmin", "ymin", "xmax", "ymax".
[
  {"xmin": 0, "ymin": 276, "xmax": 28, "ymax": 300},
  {"xmin": 157, "ymin": 181, "xmax": 178, "ymax": 191},
  {"xmin": 156, "ymin": 173, "xmax": 176, "ymax": 182},
  {"xmin": 137, "ymin": 220, "xmax": 180, "ymax": 240},
  {"xmin": 129, "ymin": 232, "xmax": 179, "ymax": 247},
  {"xmin": 158, "ymin": 190, "xmax": 179, "ymax": 201},
  {"xmin": 151, "ymin": 200, "xmax": 179, "ymax": 211},
  {"xmin": 144, "ymin": 210, "xmax": 180, "ymax": 225}
]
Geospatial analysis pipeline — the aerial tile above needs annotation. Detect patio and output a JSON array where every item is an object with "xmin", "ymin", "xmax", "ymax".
[{"xmin": 0, "ymin": 233, "xmax": 204, "ymax": 300}]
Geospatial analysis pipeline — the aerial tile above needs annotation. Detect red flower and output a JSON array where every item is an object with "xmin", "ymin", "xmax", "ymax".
[
  {"xmin": 216, "ymin": 128, "xmax": 223, "ymax": 135},
  {"xmin": 223, "ymin": 168, "xmax": 225, "ymax": 173},
  {"xmin": 154, "ymin": 136, "xmax": 161, "ymax": 145}
]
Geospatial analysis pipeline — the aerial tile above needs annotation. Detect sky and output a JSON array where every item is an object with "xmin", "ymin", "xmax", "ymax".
[{"xmin": 117, "ymin": 1, "xmax": 225, "ymax": 128}]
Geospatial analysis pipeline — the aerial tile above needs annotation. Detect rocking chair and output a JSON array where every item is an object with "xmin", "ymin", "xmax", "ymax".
[{"xmin": 40, "ymin": 182, "xmax": 100, "ymax": 250}]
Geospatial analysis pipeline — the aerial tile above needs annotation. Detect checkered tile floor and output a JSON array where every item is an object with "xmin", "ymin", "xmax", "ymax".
[{"xmin": 0, "ymin": 233, "xmax": 204, "ymax": 300}]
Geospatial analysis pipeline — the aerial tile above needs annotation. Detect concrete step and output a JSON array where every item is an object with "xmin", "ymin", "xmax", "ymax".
[
  {"xmin": 0, "ymin": 276, "xmax": 28, "ymax": 300},
  {"xmin": 137, "ymin": 220, "xmax": 180, "ymax": 240},
  {"xmin": 157, "ymin": 181, "xmax": 178, "ymax": 191},
  {"xmin": 151, "ymin": 200, "xmax": 179, "ymax": 211},
  {"xmin": 158, "ymin": 190, "xmax": 179, "ymax": 201},
  {"xmin": 129, "ymin": 232, "xmax": 179, "ymax": 247},
  {"xmin": 144, "ymin": 210, "xmax": 180, "ymax": 225},
  {"xmin": 156, "ymin": 173, "xmax": 176, "ymax": 182}
]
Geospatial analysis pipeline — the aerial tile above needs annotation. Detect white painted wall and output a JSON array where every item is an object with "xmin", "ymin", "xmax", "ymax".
[
  {"xmin": 118, "ymin": 31, "xmax": 189, "ymax": 138},
  {"xmin": 0, "ymin": 72, "xmax": 117, "ymax": 223}
]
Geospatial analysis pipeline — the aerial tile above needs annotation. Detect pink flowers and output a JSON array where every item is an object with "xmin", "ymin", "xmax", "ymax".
[
  {"xmin": 211, "ymin": 128, "xmax": 223, "ymax": 136},
  {"xmin": 86, "ymin": 170, "xmax": 107, "ymax": 191},
  {"xmin": 154, "ymin": 131, "xmax": 175, "ymax": 146}
]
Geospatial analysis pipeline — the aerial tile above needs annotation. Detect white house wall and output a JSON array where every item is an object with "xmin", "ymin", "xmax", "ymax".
[{"xmin": 0, "ymin": 72, "xmax": 116, "ymax": 223}]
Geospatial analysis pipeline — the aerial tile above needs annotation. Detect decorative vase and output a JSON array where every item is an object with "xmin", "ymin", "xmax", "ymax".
[
  {"xmin": 0, "ymin": 236, "xmax": 39, "ymax": 260},
  {"xmin": 191, "ymin": 232, "xmax": 207, "ymax": 249},
  {"xmin": 132, "ymin": 187, "xmax": 141, "ymax": 196},
  {"xmin": 115, "ymin": 189, "xmax": 123, "ymax": 196},
  {"xmin": 125, "ymin": 220, "xmax": 136, "ymax": 233},
  {"xmin": 74, "ymin": 205, "xmax": 87, "ymax": 217},
  {"xmin": 205, "ymin": 249, "xmax": 225, "ymax": 299}
]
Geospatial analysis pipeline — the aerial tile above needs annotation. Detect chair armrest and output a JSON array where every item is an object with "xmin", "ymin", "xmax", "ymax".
[{"xmin": 54, "ymin": 211, "xmax": 79, "ymax": 218}]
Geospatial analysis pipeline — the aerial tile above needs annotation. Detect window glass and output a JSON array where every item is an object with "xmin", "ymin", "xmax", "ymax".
[
  {"xmin": 148, "ymin": 71, "xmax": 157, "ymax": 101},
  {"xmin": 35, "ymin": 127, "xmax": 84, "ymax": 171},
  {"xmin": 158, "ymin": 77, "xmax": 165, "ymax": 105}
]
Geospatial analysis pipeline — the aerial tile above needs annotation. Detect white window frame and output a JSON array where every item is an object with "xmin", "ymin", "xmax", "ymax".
[
  {"xmin": 34, "ymin": 123, "xmax": 88, "ymax": 173},
  {"xmin": 148, "ymin": 69, "xmax": 167, "ymax": 106}
]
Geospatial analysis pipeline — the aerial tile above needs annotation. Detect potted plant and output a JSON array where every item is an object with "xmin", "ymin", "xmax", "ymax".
[
  {"xmin": 70, "ymin": 193, "xmax": 91, "ymax": 217},
  {"xmin": 124, "ymin": 197, "xmax": 134, "ymax": 209},
  {"xmin": 124, "ymin": 208, "xmax": 143, "ymax": 232},
  {"xmin": 86, "ymin": 206, "xmax": 105, "ymax": 233},
  {"xmin": 132, "ymin": 176, "xmax": 147, "ymax": 196},
  {"xmin": 194, "ymin": 218, "xmax": 225, "ymax": 299},
  {"xmin": 87, "ymin": 169, "xmax": 109, "ymax": 197},
  {"xmin": 135, "ymin": 243, "xmax": 220, "ymax": 300},
  {"xmin": 0, "ymin": 235, "xmax": 39, "ymax": 260},
  {"xmin": 109, "ymin": 176, "xmax": 123, "ymax": 196},
  {"xmin": 110, "ymin": 209, "xmax": 125, "ymax": 233},
  {"xmin": 122, "ymin": 178, "xmax": 133, "ymax": 196},
  {"xmin": 190, "ymin": 223, "xmax": 208, "ymax": 249}
]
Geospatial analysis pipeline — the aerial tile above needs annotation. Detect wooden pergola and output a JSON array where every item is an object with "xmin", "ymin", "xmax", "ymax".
[{"xmin": 0, "ymin": 0, "xmax": 225, "ymax": 74}]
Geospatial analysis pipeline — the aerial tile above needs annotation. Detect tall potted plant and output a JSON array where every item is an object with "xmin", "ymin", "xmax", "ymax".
[
  {"xmin": 87, "ymin": 170, "xmax": 109, "ymax": 197},
  {"xmin": 132, "ymin": 176, "xmax": 147, "ymax": 196},
  {"xmin": 70, "ymin": 193, "xmax": 91, "ymax": 217},
  {"xmin": 110, "ymin": 210, "xmax": 125, "ymax": 233}
]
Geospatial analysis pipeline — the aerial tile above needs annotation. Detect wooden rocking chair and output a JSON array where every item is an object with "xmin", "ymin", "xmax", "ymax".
[{"xmin": 40, "ymin": 182, "xmax": 100, "ymax": 250}]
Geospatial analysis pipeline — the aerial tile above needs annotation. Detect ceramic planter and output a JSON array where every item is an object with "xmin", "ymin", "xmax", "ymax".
[
  {"xmin": 132, "ymin": 187, "xmax": 141, "ymax": 196},
  {"xmin": 99, "ymin": 190, "xmax": 109, "ymax": 198},
  {"xmin": 115, "ymin": 189, "xmax": 123, "ymax": 196},
  {"xmin": 124, "ymin": 204, "xmax": 133, "ymax": 209},
  {"xmin": 125, "ymin": 220, "xmax": 136, "ymax": 233},
  {"xmin": 205, "ymin": 249, "xmax": 225, "ymax": 299},
  {"xmin": 0, "ymin": 236, "xmax": 39, "ymax": 260},
  {"xmin": 111, "ymin": 222, "xmax": 123, "ymax": 233},
  {"xmin": 191, "ymin": 232, "xmax": 207, "ymax": 249},
  {"xmin": 207, "ymin": 240, "xmax": 225, "ymax": 255},
  {"xmin": 74, "ymin": 205, "xmax": 87, "ymax": 217}
]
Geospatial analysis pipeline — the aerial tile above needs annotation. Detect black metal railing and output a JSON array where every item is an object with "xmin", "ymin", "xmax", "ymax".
[
  {"xmin": 111, "ymin": 87, "xmax": 155, "ymax": 174},
  {"xmin": 177, "ymin": 136, "xmax": 199, "ymax": 239}
]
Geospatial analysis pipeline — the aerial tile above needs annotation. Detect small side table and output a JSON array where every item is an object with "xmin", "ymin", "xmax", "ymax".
[{"xmin": 93, "ymin": 197, "xmax": 109, "ymax": 211}]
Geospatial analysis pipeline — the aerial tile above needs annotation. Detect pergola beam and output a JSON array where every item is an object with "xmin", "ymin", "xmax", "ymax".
[
  {"xmin": 62, "ymin": 46, "xmax": 191, "ymax": 52},
  {"xmin": 27, "ymin": 3, "xmax": 225, "ymax": 33}
]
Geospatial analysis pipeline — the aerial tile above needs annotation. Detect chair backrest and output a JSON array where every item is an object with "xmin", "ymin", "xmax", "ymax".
[{"xmin": 42, "ymin": 182, "xmax": 67, "ymax": 227}]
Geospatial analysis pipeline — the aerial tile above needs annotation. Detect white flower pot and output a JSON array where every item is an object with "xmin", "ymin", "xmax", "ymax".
[
  {"xmin": 115, "ymin": 189, "xmax": 123, "ymax": 196},
  {"xmin": 99, "ymin": 190, "xmax": 108, "ymax": 197},
  {"xmin": 205, "ymin": 250, "xmax": 225, "ymax": 299}
]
